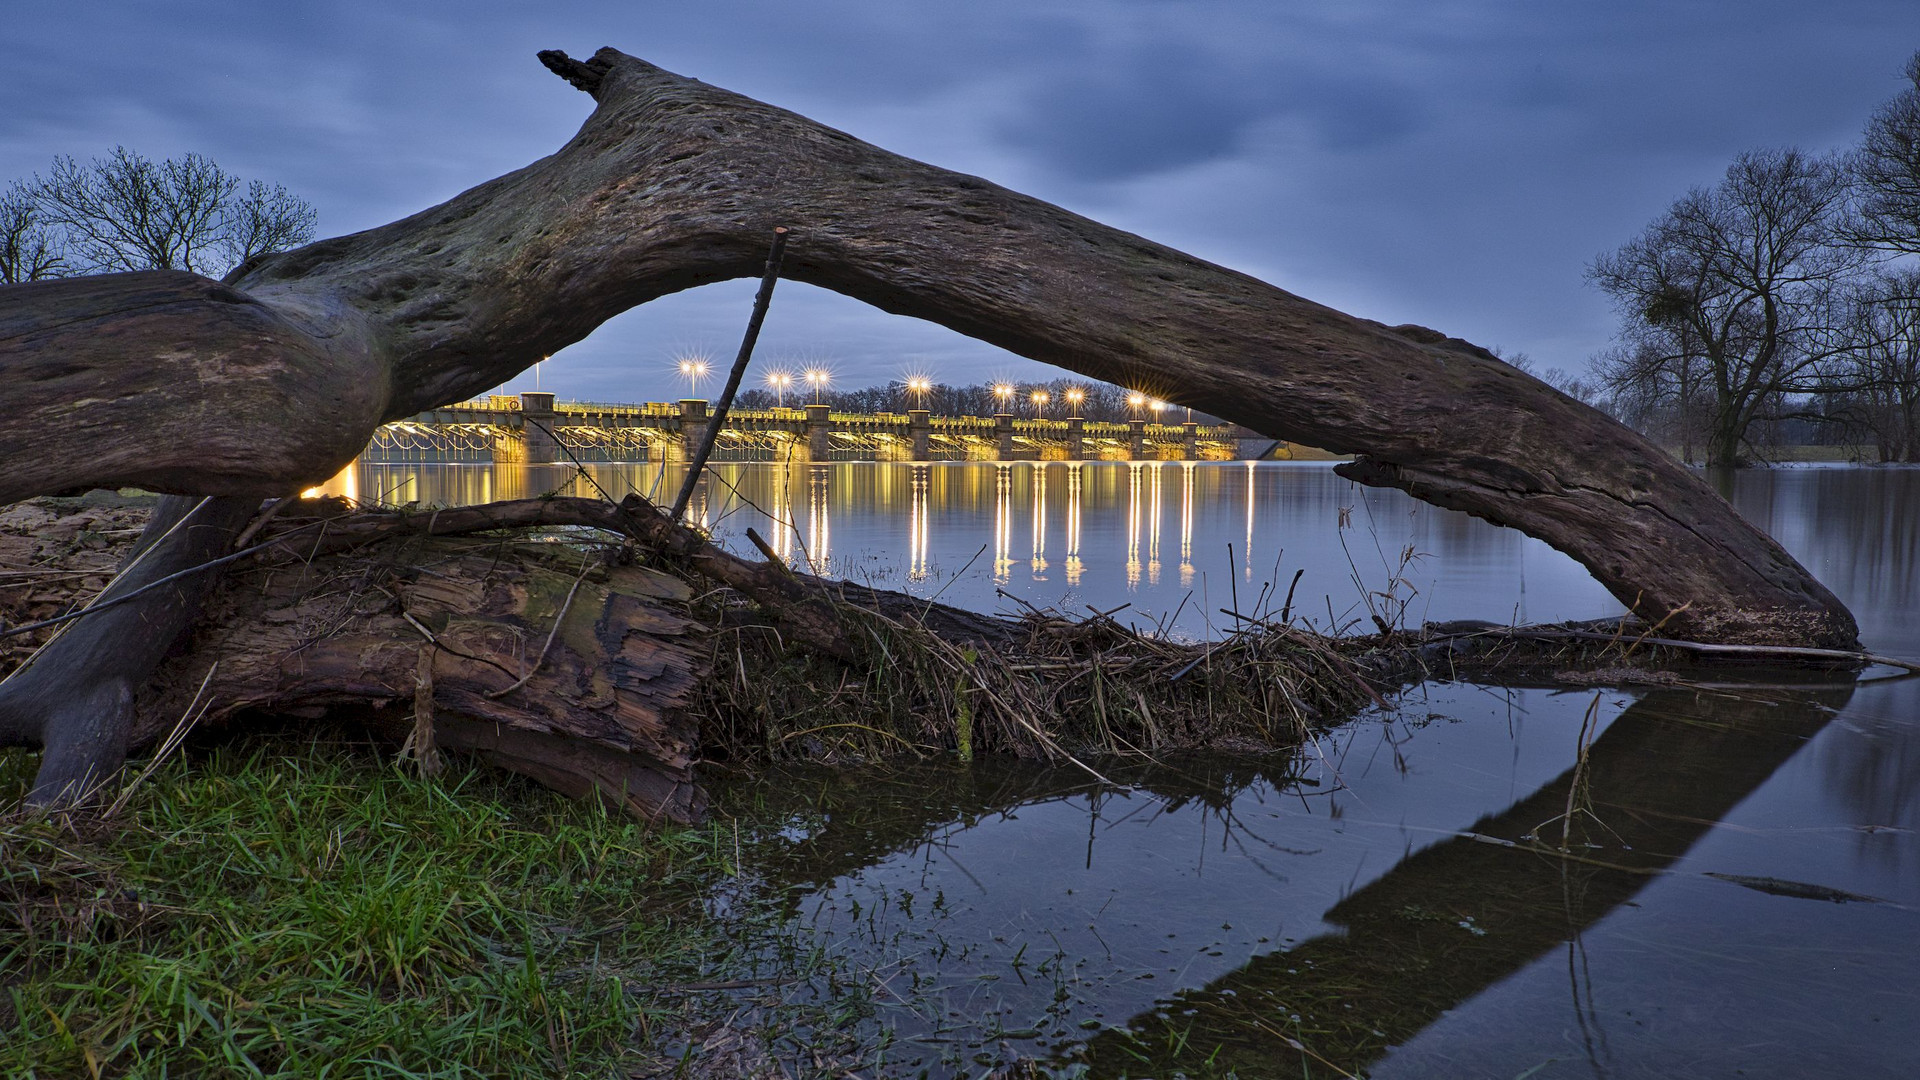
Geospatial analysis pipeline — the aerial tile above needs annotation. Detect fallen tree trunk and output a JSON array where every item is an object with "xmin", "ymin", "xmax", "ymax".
[
  {"xmin": 0, "ymin": 47, "xmax": 1854, "ymax": 648},
  {"xmin": 6, "ymin": 493, "xmax": 1385, "ymax": 815}
]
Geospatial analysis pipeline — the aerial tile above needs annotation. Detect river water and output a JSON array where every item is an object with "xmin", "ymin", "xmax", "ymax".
[{"xmin": 323, "ymin": 461, "xmax": 1920, "ymax": 1078}]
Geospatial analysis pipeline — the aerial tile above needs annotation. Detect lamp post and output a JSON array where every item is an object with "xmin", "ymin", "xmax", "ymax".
[
  {"xmin": 1127, "ymin": 391, "xmax": 1146, "ymax": 420},
  {"xmin": 805, "ymin": 368, "xmax": 830, "ymax": 405},
  {"xmin": 993, "ymin": 383, "xmax": 1016, "ymax": 414},
  {"xmin": 905, "ymin": 375, "xmax": 933, "ymax": 411},
  {"xmin": 765, "ymin": 370, "xmax": 792, "ymax": 408},
  {"xmin": 1065, "ymin": 387, "xmax": 1085, "ymax": 418},
  {"xmin": 678, "ymin": 357, "xmax": 710, "ymax": 399},
  {"xmin": 1031, "ymin": 389, "xmax": 1050, "ymax": 419}
]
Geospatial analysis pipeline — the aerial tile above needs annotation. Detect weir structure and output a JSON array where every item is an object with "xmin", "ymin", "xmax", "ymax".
[{"xmin": 369, "ymin": 392, "xmax": 1273, "ymax": 464}]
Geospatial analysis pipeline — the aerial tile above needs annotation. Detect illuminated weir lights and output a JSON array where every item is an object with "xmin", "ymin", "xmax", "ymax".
[{"xmin": 677, "ymin": 356, "xmax": 710, "ymax": 398}]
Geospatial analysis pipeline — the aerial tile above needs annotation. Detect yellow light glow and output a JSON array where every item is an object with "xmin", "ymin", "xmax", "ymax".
[{"xmin": 765, "ymin": 369, "xmax": 794, "ymax": 406}]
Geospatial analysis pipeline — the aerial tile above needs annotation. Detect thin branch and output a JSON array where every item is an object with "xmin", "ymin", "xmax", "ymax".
[{"xmin": 484, "ymin": 556, "xmax": 594, "ymax": 699}]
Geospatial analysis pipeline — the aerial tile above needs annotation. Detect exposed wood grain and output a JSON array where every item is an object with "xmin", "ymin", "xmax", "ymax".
[{"xmin": 134, "ymin": 531, "xmax": 711, "ymax": 821}]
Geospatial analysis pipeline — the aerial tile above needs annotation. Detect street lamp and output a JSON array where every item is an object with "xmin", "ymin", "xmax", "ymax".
[
  {"xmin": 1126, "ymin": 391, "xmax": 1147, "ymax": 419},
  {"xmin": 765, "ymin": 369, "xmax": 793, "ymax": 407},
  {"xmin": 678, "ymin": 357, "xmax": 709, "ymax": 398},
  {"xmin": 905, "ymin": 375, "xmax": 933, "ymax": 411},
  {"xmin": 1065, "ymin": 387, "xmax": 1085, "ymax": 417},
  {"xmin": 805, "ymin": 367, "xmax": 831, "ymax": 405},
  {"xmin": 993, "ymin": 383, "xmax": 1016, "ymax": 413},
  {"xmin": 1031, "ymin": 389, "xmax": 1050, "ymax": 418},
  {"xmin": 1149, "ymin": 399, "xmax": 1168, "ymax": 421}
]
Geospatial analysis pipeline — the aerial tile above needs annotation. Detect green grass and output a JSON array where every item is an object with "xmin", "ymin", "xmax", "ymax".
[{"xmin": 0, "ymin": 735, "xmax": 749, "ymax": 1079}]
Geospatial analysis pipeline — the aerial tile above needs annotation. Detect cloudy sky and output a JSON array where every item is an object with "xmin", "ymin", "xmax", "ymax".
[{"xmin": 5, "ymin": 1, "xmax": 1917, "ymax": 402}]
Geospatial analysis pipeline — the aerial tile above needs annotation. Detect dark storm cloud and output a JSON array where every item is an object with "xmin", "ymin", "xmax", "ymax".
[
  {"xmin": 998, "ymin": 42, "xmax": 1273, "ymax": 180},
  {"xmin": 997, "ymin": 37, "xmax": 1425, "ymax": 182}
]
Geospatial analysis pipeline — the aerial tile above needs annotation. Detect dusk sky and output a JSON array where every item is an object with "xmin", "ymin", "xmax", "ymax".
[{"xmin": 5, "ymin": 2, "xmax": 1918, "ymax": 404}]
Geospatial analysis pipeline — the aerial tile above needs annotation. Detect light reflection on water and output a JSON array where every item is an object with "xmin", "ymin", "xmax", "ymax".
[{"xmin": 320, "ymin": 459, "xmax": 1624, "ymax": 639}]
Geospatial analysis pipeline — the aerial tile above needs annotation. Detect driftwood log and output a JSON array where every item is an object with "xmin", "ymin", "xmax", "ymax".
[
  {"xmin": 0, "ymin": 45, "xmax": 1861, "ymax": 802},
  {"xmin": 0, "ymin": 492, "xmax": 1038, "ymax": 813},
  {"xmin": 0, "ymin": 494, "xmax": 847, "ymax": 815}
]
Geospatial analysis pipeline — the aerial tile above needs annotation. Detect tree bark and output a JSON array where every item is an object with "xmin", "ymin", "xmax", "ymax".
[
  {"xmin": 127, "ymin": 502, "xmax": 714, "ymax": 822},
  {"xmin": 0, "ymin": 47, "xmax": 1856, "ymax": 647},
  {"xmin": 0, "ymin": 495, "xmax": 258, "ymax": 806}
]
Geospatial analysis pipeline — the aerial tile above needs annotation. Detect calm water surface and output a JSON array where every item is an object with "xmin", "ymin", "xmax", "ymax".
[
  {"xmin": 324, "ymin": 461, "xmax": 1920, "ymax": 1077},
  {"xmin": 328, "ymin": 460, "xmax": 1624, "ymax": 638}
]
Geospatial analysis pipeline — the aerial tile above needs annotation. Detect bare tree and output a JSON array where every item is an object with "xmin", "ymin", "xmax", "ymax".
[
  {"xmin": 0, "ymin": 182, "xmax": 66, "ymax": 283},
  {"xmin": 1493, "ymin": 348, "xmax": 1607, "ymax": 410},
  {"xmin": 1589, "ymin": 148, "xmax": 1863, "ymax": 467},
  {"xmin": 1597, "ymin": 336, "xmax": 1712, "ymax": 461},
  {"xmin": 1853, "ymin": 51, "xmax": 1920, "ymax": 256},
  {"xmin": 1824, "ymin": 270, "xmax": 1920, "ymax": 460},
  {"xmin": 24, "ymin": 147, "xmax": 316, "ymax": 278},
  {"xmin": 223, "ymin": 179, "xmax": 322, "ymax": 269}
]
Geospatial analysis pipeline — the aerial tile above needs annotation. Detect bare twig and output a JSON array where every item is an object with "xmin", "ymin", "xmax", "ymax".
[{"xmin": 670, "ymin": 226, "xmax": 789, "ymax": 523}]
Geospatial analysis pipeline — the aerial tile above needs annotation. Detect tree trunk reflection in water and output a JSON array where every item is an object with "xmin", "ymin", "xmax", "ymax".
[
  {"xmin": 724, "ymin": 681, "xmax": 1858, "ymax": 1077},
  {"xmin": 1064, "ymin": 683, "xmax": 1851, "ymax": 1077}
]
